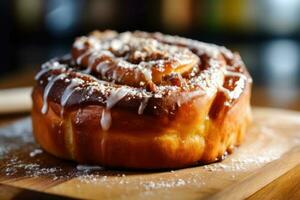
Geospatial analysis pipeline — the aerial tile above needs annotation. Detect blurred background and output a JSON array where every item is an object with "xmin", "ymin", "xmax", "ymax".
[{"xmin": 1, "ymin": 0, "xmax": 300, "ymax": 112}]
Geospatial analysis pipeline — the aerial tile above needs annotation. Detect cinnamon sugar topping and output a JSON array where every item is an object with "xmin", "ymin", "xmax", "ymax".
[{"xmin": 36, "ymin": 30, "xmax": 250, "ymax": 130}]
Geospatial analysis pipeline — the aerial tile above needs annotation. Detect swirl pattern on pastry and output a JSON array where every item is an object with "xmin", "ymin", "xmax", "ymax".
[{"xmin": 32, "ymin": 30, "xmax": 252, "ymax": 169}]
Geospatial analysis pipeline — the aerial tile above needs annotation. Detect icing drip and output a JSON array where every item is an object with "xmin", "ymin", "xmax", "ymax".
[
  {"xmin": 217, "ymin": 68, "xmax": 247, "ymax": 100},
  {"xmin": 106, "ymin": 87, "xmax": 129, "ymax": 109},
  {"xmin": 100, "ymin": 109, "xmax": 112, "ymax": 131},
  {"xmin": 96, "ymin": 61, "xmax": 111, "ymax": 77},
  {"xmin": 100, "ymin": 87, "xmax": 129, "ymax": 131},
  {"xmin": 35, "ymin": 68, "xmax": 51, "ymax": 80},
  {"xmin": 41, "ymin": 74, "xmax": 66, "ymax": 114},
  {"xmin": 60, "ymin": 79, "xmax": 82, "ymax": 116},
  {"xmin": 76, "ymin": 50, "xmax": 91, "ymax": 65},
  {"xmin": 82, "ymin": 51, "xmax": 115, "ymax": 74},
  {"xmin": 83, "ymin": 51, "xmax": 99, "ymax": 74},
  {"xmin": 138, "ymin": 97, "xmax": 149, "ymax": 115},
  {"xmin": 223, "ymin": 69, "xmax": 247, "ymax": 80},
  {"xmin": 35, "ymin": 61, "xmax": 65, "ymax": 80},
  {"xmin": 140, "ymin": 67, "xmax": 152, "ymax": 81},
  {"xmin": 230, "ymin": 78, "xmax": 245, "ymax": 99},
  {"xmin": 218, "ymin": 86, "xmax": 233, "ymax": 100}
]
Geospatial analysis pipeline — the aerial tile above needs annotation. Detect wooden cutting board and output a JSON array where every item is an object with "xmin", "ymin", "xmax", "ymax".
[{"xmin": 0, "ymin": 107, "xmax": 300, "ymax": 200}]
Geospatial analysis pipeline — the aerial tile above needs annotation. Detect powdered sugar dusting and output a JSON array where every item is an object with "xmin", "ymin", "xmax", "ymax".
[
  {"xmin": 1, "ymin": 109, "xmax": 300, "ymax": 199},
  {"xmin": 142, "ymin": 179, "xmax": 187, "ymax": 190}
]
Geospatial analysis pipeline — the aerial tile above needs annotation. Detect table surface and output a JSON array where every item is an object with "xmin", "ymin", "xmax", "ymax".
[{"xmin": 0, "ymin": 70, "xmax": 300, "ymax": 200}]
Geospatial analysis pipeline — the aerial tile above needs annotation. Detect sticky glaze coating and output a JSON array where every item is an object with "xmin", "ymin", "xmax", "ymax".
[{"xmin": 31, "ymin": 30, "xmax": 252, "ymax": 169}]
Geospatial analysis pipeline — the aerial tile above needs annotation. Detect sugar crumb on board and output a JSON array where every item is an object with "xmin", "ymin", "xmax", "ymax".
[{"xmin": 29, "ymin": 149, "xmax": 43, "ymax": 157}]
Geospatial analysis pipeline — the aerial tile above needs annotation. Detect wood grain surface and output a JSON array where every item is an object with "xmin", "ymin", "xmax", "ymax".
[{"xmin": 0, "ymin": 108, "xmax": 299, "ymax": 200}]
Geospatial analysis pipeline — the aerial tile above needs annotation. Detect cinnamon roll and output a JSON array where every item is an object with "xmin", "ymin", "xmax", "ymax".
[{"xmin": 31, "ymin": 30, "xmax": 252, "ymax": 169}]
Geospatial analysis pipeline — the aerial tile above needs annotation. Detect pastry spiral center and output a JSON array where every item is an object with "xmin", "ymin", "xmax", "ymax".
[{"xmin": 72, "ymin": 31, "xmax": 199, "ymax": 90}]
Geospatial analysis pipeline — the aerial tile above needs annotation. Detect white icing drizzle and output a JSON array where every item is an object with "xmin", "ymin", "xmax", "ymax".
[
  {"xmin": 200, "ymin": 58, "xmax": 247, "ymax": 101},
  {"xmin": 140, "ymin": 66, "xmax": 152, "ymax": 81},
  {"xmin": 106, "ymin": 87, "xmax": 129, "ymax": 109},
  {"xmin": 41, "ymin": 74, "xmax": 66, "ymax": 114},
  {"xmin": 223, "ymin": 69, "xmax": 247, "ymax": 80},
  {"xmin": 35, "ymin": 61, "xmax": 65, "ymax": 80},
  {"xmin": 74, "ymin": 36, "xmax": 88, "ymax": 50},
  {"xmin": 112, "ymin": 70, "xmax": 117, "ymax": 81},
  {"xmin": 217, "ymin": 67, "xmax": 247, "ymax": 100},
  {"xmin": 96, "ymin": 61, "xmax": 111, "ymax": 77},
  {"xmin": 83, "ymin": 51, "xmax": 99, "ymax": 74},
  {"xmin": 153, "ymin": 32, "xmax": 223, "ymax": 59},
  {"xmin": 61, "ymin": 81, "xmax": 78, "ymax": 107},
  {"xmin": 60, "ymin": 79, "xmax": 83, "ymax": 116},
  {"xmin": 35, "ymin": 67, "xmax": 52, "ymax": 81},
  {"xmin": 100, "ymin": 87, "xmax": 129, "ymax": 131},
  {"xmin": 218, "ymin": 85, "xmax": 233, "ymax": 100},
  {"xmin": 76, "ymin": 50, "xmax": 91, "ymax": 65},
  {"xmin": 138, "ymin": 97, "xmax": 149, "ymax": 115},
  {"xmin": 225, "ymin": 65, "xmax": 237, "ymax": 71},
  {"xmin": 82, "ymin": 50, "xmax": 115, "ymax": 74},
  {"xmin": 100, "ymin": 109, "xmax": 112, "ymax": 131},
  {"xmin": 230, "ymin": 78, "xmax": 245, "ymax": 99}
]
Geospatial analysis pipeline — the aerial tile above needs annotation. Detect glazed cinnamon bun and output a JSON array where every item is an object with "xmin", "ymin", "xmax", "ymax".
[{"xmin": 31, "ymin": 30, "xmax": 252, "ymax": 169}]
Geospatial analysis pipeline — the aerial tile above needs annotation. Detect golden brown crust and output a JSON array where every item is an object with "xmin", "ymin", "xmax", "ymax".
[
  {"xmin": 32, "ymin": 82, "xmax": 251, "ymax": 169},
  {"xmin": 31, "ymin": 31, "xmax": 252, "ymax": 169}
]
